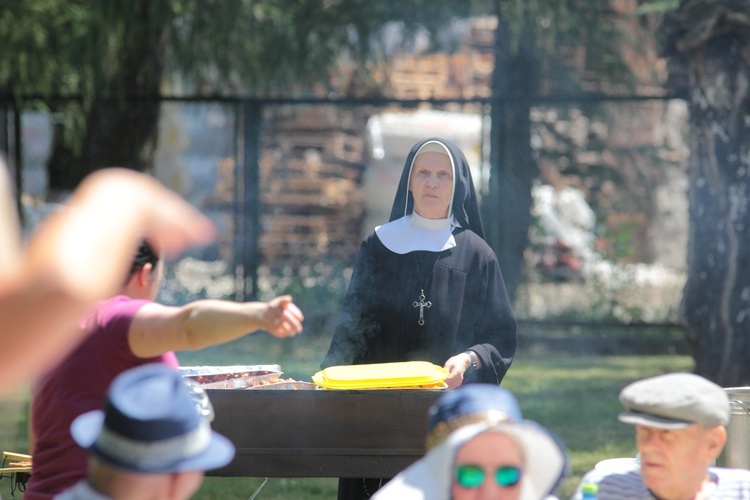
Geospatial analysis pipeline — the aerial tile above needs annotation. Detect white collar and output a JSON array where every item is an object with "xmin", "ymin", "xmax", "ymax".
[{"xmin": 375, "ymin": 212, "xmax": 457, "ymax": 254}]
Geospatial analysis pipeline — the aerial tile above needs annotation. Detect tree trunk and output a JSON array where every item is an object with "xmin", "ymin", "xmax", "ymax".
[
  {"xmin": 46, "ymin": 0, "xmax": 170, "ymax": 195},
  {"xmin": 47, "ymin": 116, "xmax": 83, "ymax": 199},
  {"xmin": 662, "ymin": 0, "xmax": 750, "ymax": 385},
  {"xmin": 47, "ymin": 100, "xmax": 162, "ymax": 202},
  {"xmin": 487, "ymin": 3, "xmax": 537, "ymax": 300},
  {"xmin": 79, "ymin": 97, "xmax": 161, "ymax": 172}
]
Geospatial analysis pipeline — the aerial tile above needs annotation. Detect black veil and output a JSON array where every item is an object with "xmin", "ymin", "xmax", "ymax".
[{"xmin": 387, "ymin": 137, "xmax": 486, "ymax": 240}]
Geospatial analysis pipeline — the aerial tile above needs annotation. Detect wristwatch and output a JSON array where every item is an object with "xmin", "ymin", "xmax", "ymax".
[{"xmin": 466, "ymin": 350, "xmax": 478, "ymax": 373}]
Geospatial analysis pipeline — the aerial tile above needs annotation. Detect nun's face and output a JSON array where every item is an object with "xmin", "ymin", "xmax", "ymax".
[
  {"xmin": 451, "ymin": 431, "xmax": 524, "ymax": 500},
  {"xmin": 409, "ymin": 151, "xmax": 453, "ymax": 219}
]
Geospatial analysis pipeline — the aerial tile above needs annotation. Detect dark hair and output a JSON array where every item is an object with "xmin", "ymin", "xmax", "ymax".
[{"xmin": 126, "ymin": 240, "xmax": 160, "ymax": 282}]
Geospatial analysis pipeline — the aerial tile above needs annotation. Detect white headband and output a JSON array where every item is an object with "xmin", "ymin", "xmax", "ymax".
[{"xmin": 94, "ymin": 419, "xmax": 212, "ymax": 469}]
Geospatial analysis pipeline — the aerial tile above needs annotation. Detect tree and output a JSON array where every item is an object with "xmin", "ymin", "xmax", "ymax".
[
  {"xmin": 661, "ymin": 0, "xmax": 750, "ymax": 385},
  {"xmin": 0, "ymin": 1, "xmax": 170, "ymax": 195},
  {"xmin": 485, "ymin": 0, "xmax": 634, "ymax": 297},
  {"xmin": 0, "ymin": 0, "xmax": 466, "ymax": 194},
  {"xmin": 1, "ymin": 0, "xmax": 634, "ymax": 302}
]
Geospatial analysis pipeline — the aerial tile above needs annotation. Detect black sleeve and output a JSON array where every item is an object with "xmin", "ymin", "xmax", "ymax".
[{"xmin": 466, "ymin": 255, "xmax": 517, "ymax": 385}]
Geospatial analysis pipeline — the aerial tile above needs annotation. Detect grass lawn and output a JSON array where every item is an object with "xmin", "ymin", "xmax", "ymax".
[{"xmin": 0, "ymin": 332, "xmax": 693, "ymax": 499}]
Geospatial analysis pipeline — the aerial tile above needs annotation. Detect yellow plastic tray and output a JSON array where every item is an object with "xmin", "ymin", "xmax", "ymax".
[{"xmin": 312, "ymin": 361, "xmax": 449, "ymax": 390}]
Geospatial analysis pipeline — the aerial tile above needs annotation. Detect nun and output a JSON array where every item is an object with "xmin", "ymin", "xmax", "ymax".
[{"xmin": 321, "ymin": 137, "xmax": 518, "ymax": 499}]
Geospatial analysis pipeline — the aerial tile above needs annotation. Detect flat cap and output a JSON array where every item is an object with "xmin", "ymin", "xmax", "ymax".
[{"xmin": 618, "ymin": 372, "xmax": 730, "ymax": 429}]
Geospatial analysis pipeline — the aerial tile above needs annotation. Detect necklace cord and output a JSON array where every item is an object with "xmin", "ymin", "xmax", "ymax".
[
  {"xmin": 415, "ymin": 252, "xmax": 443, "ymax": 289},
  {"xmin": 413, "ymin": 252, "xmax": 443, "ymax": 326}
]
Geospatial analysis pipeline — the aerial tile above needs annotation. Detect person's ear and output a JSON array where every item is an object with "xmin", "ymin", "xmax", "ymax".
[
  {"xmin": 137, "ymin": 263, "xmax": 154, "ymax": 287},
  {"xmin": 706, "ymin": 426, "xmax": 727, "ymax": 460}
]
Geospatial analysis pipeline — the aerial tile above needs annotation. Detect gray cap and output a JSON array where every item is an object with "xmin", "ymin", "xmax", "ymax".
[{"xmin": 618, "ymin": 372, "xmax": 730, "ymax": 429}]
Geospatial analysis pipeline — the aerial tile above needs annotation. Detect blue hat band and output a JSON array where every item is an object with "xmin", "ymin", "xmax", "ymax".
[{"xmin": 93, "ymin": 419, "xmax": 212, "ymax": 469}]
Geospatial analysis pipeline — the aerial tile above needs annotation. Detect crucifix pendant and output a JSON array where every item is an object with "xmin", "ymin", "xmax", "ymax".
[{"xmin": 412, "ymin": 289, "xmax": 432, "ymax": 326}]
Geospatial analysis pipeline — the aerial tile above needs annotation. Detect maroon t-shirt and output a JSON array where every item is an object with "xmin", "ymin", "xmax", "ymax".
[{"xmin": 26, "ymin": 295, "xmax": 179, "ymax": 499}]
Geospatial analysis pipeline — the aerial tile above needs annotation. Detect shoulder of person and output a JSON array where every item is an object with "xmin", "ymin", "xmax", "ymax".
[
  {"xmin": 573, "ymin": 467, "xmax": 646, "ymax": 499},
  {"xmin": 573, "ymin": 467, "xmax": 604, "ymax": 490},
  {"xmin": 358, "ymin": 231, "xmax": 385, "ymax": 256},
  {"xmin": 363, "ymin": 229, "xmax": 379, "ymax": 244},
  {"xmin": 453, "ymin": 229, "xmax": 497, "ymax": 259},
  {"xmin": 90, "ymin": 295, "xmax": 152, "ymax": 326},
  {"xmin": 711, "ymin": 466, "xmax": 750, "ymax": 481},
  {"xmin": 454, "ymin": 227, "xmax": 487, "ymax": 244},
  {"xmin": 103, "ymin": 295, "xmax": 148, "ymax": 310}
]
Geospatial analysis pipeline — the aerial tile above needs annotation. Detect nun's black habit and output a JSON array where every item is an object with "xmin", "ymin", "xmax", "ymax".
[{"xmin": 322, "ymin": 137, "xmax": 517, "ymax": 385}]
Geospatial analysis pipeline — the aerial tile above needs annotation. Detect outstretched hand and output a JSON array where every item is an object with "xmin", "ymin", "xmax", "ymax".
[{"xmin": 263, "ymin": 295, "xmax": 304, "ymax": 338}]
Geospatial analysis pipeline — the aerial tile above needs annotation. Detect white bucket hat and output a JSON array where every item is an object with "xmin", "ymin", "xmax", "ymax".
[{"xmin": 373, "ymin": 384, "xmax": 568, "ymax": 500}]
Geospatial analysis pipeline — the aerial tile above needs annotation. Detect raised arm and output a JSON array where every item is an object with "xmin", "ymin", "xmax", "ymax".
[
  {"xmin": 0, "ymin": 165, "xmax": 21, "ymax": 277},
  {"xmin": 23, "ymin": 168, "xmax": 215, "ymax": 304},
  {"xmin": 0, "ymin": 167, "xmax": 215, "ymax": 392}
]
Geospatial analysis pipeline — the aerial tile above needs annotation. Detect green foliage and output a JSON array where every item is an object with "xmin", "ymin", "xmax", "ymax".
[
  {"xmin": 515, "ymin": 0, "xmax": 637, "ymax": 94},
  {"xmin": 0, "ymin": 0, "xmax": 637, "ymax": 190},
  {"xmin": 603, "ymin": 216, "xmax": 640, "ymax": 261},
  {"xmin": 636, "ymin": 0, "xmax": 681, "ymax": 15},
  {"xmin": 162, "ymin": 0, "xmax": 496, "ymax": 95},
  {"xmin": 0, "ymin": 0, "xmax": 498, "ymax": 188},
  {"xmin": 0, "ymin": 0, "xmax": 485, "ymax": 99},
  {"xmin": 0, "ymin": 0, "xmax": 165, "ymax": 97},
  {"xmin": 0, "ymin": 0, "xmax": 637, "ymax": 99}
]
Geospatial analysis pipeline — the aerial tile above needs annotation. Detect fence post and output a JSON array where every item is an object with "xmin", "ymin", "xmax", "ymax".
[{"xmin": 237, "ymin": 100, "xmax": 262, "ymax": 300}]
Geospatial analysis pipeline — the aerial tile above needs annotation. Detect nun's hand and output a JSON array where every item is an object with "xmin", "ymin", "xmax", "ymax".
[{"xmin": 443, "ymin": 353, "xmax": 473, "ymax": 389}]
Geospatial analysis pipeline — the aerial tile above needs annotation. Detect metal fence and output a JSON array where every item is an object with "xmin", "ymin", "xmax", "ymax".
[{"xmin": 1, "ymin": 93, "xmax": 690, "ymax": 344}]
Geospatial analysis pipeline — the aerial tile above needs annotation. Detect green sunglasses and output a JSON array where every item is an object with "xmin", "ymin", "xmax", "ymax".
[{"xmin": 454, "ymin": 464, "xmax": 522, "ymax": 488}]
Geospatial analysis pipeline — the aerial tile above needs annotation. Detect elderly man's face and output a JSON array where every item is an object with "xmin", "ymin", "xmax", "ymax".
[{"xmin": 635, "ymin": 424, "xmax": 725, "ymax": 499}]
